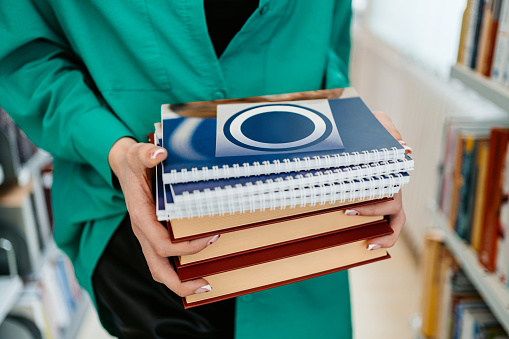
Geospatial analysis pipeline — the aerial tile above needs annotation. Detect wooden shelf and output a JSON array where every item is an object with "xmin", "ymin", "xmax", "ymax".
[
  {"xmin": 428, "ymin": 201, "xmax": 509, "ymax": 334},
  {"xmin": 450, "ymin": 64, "xmax": 509, "ymax": 113}
]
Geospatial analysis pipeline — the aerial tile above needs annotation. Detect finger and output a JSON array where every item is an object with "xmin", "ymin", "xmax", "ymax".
[
  {"xmin": 126, "ymin": 143, "xmax": 167, "ymax": 172},
  {"xmin": 366, "ymin": 209, "xmax": 406, "ymax": 249},
  {"xmin": 140, "ymin": 143, "xmax": 167, "ymax": 169},
  {"xmin": 134, "ymin": 218, "xmax": 219, "ymax": 257},
  {"xmin": 345, "ymin": 193, "xmax": 402, "ymax": 217},
  {"xmin": 373, "ymin": 112, "xmax": 402, "ymax": 141},
  {"xmin": 140, "ymin": 238, "xmax": 212, "ymax": 297}
]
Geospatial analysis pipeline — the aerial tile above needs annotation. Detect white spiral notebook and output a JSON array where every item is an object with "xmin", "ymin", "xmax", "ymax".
[
  {"xmin": 156, "ymin": 159, "xmax": 409, "ymax": 220},
  {"xmin": 160, "ymin": 88, "xmax": 405, "ymax": 184}
]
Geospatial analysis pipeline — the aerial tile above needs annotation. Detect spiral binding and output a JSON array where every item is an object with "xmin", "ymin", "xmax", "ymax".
[
  {"xmin": 166, "ymin": 146, "xmax": 404, "ymax": 183},
  {"xmin": 171, "ymin": 157, "xmax": 414, "ymax": 204},
  {"xmin": 161, "ymin": 173, "xmax": 409, "ymax": 220}
]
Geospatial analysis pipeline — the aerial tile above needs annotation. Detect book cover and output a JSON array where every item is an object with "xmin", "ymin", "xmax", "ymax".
[
  {"xmin": 481, "ymin": 0, "xmax": 504, "ymax": 76},
  {"xmin": 496, "ymin": 143, "xmax": 509, "ymax": 284},
  {"xmin": 177, "ymin": 213, "xmax": 385, "ymax": 266},
  {"xmin": 471, "ymin": 139, "xmax": 490, "ymax": 251},
  {"xmin": 458, "ymin": 0, "xmax": 475, "ymax": 65},
  {"xmin": 476, "ymin": 0, "xmax": 495, "ymax": 73},
  {"xmin": 163, "ymin": 172, "xmax": 409, "ymax": 221},
  {"xmin": 479, "ymin": 128, "xmax": 509, "ymax": 272},
  {"xmin": 491, "ymin": 0, "xmax": 509, "ymax": 81},
  {"xmin": 470, "ymin": 0, "xmax": 488, "ymax": 69},
  {"xmin": 182, "ymin": 239, "xmax": 390, "ymax": 308},
  {"xmin": 168, "ymin": 156, "xmax": 413, "ymax": 204},
  {"xmin": 161, "ymin": 88, "xmax": 405, "ymax": 184},
  {"xmin": 455, "ymin": 135, "xmax": 479, "ymax": 242},
  {"xmin": 174, "ymin": 219, "xmax": 392, "ymax": 282},
  {"xmin": 167, "ymin": 198, "xmax": 391, "ymax": 243}
]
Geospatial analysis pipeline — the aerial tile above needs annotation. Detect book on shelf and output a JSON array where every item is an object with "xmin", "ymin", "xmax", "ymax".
[
  {"xmin": 496, "ymin": 138, "xmax": 509, "ymax": 284},
  {"xmin": 480, "ymin": 128, "xmax": 509, "ymax": 272},
  {"xmin": 420, "ymin": 234, "xmax": 509, "ymax": 339},
  {"xmin": 491, "ymin": 0, "xmax": 509, "ymax": 83},
  {"xmin": 458, "ymin": 0, "xmax": 475, "ymax": 65},
  {"xmin": 153, "ymin": 88, "xmax": 412, "ymax": 307},
  {"xmin": 471, "ymin": 138, "xmax": 489, "ymax": 251},
  {"xmin": 476, "ymin": 0, "xmax": 504, "ymax": 76},
  {"xmin": 438, "ymin": 118, "xmax": 509, "ymax": 281}
]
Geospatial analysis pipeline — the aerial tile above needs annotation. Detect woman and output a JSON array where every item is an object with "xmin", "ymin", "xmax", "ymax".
[{"xmin": 0, "ymin": 1, "xmax": 405, "ymax": 338}]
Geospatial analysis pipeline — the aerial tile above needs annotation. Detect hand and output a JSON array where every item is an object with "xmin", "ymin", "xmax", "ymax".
[
  {"xmin": 108, "ymin": 137, "xmax": 217, "ymax": 296},
  {"xmin": 345, "ymin": 112, "xmax": 408, "ymax": 250}
]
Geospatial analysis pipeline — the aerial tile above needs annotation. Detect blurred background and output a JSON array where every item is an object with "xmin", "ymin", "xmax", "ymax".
[{"xmin": 2, "ymin": 0, "xmax": 509, "ymax": 338}]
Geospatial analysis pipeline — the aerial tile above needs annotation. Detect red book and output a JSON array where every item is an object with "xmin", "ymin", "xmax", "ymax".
[
  {"xmin": 479, "ymin": 128, "xmax": 509, "ymax": 271},
  {"xmin": 167, "ymin": 197, "xmax": 391, "ymax": 242},
  {"xmin": 180, "ymin": 220, "xmax": 392, "ymax": 308}
]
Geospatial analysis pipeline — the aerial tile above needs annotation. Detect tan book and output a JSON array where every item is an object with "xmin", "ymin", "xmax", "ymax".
[
  {"xmin": 168, "ymin": 196, "xmax": 390, "ymax": 242},
  {"xmin": 183, "ymin": 223, "xmax": 391, "ymax": 308},
  {"xmin": 179, "ymin": 207, "xmax": 384, "ymax": 265}
]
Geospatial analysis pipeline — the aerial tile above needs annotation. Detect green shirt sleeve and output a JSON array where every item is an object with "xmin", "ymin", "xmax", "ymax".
[
  {"xmin": 0, "ymin": 1, "xmax": 135, "ymax": 187},
  {"xmin": 325, "ymin": 0, "xmax": 353, "ymax": 89}
]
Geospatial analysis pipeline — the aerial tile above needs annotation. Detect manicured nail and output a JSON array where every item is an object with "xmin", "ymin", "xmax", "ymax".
[
  {"xmin": 207, "ymin": 234, "xmax": 221, "ymax": 246},
  {"xmin": 367, "ymin": 244, "xmax": 382, "ymax": 251},
  {"xmin": 150, "ymin": 149, "xmax": 164, "ymax": 159},
  {"xmin": 345, "ymin": 209, "xmax": 360, "ymax": 216},
  {"xmin": 194, "ymin": 285, "xmax": 212, "ymax": 294},
  {"xmin": 399, "ymin": 141, "xmax": 413, "ymax": 154}
]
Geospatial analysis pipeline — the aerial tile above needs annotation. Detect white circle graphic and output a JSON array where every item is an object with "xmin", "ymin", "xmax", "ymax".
[{"xmin": 229, "ymin": 105, "xmax": 326, "ymax": 149}]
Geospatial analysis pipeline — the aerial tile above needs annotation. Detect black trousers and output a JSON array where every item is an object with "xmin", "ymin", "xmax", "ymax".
[{"xmin": 92, "ymin": 216, "xmax": 235, "ymax": 339}]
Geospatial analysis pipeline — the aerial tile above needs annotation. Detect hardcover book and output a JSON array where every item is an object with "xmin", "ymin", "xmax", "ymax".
[
  {"xmin": 155, "ymin": 161, "xmax": 397, "ymax": 242},
  {"xmin": 175, "ymin": 219, "xmax": 392, "ymax": 282},
  {"xmin": 177, "ymin": 211, "xmax": 385, "ymax": 265},
  {"xmin": 181, "ymin": 224, "xmax": 391, "ymax": 308},
  {"xmin": 479, "ymin": 128, "xmax": 509, "ymax": 271}
]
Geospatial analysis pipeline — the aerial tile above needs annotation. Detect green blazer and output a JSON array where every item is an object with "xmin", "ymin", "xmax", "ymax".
[{"xmin": 0, "ymin": 1, "xmax": 353, "ymax": 337}]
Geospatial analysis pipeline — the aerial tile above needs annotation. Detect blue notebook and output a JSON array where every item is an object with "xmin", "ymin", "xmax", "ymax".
[
  {"xmin": 161, "ymin": 173, "xmax": 409, "ymax": 220},
  {"xmin": 161, "ymin": 88, "xmax": 405, "ymax": 183},
  {"xmin": 171, "ymin": 155, "xmax": 414, "ymax": 200}
]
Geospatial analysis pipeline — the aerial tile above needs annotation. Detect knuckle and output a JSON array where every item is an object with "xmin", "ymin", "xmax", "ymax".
[
  {"xmin": 154, "ymin": 243, "xmax": 170, "ymax": 257},
  {"xmin": 173, "ymin": 286, "xmax": 186, "ymax": 297},
  {"xmin": 149, "ymin": 270, "xmax": 161, "ymax": 283}
]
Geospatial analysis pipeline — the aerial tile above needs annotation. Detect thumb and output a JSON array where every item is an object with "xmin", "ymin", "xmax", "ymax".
[{"xmin": 140, "ymin": 145, "xmax": 167, "ymax": 169}]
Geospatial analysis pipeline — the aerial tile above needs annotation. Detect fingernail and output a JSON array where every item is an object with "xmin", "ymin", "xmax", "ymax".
[
  {"xmin": 345, "ymin": 209, "xmax": 360, "ymax": 216},
  {"xmin": 150, "ymin": 149, "xmax": 165, "ymax": 159},
  {"xmin": 194, "ymin": 285, "xmax": 212, "ymax": 294},
  {"xmin": 367, "ymin": 244, "xmax": 382, "ymax": 251},
  {"xmin": 207, "ymin": 234, "xmax": 221, "ymax": 246},
  {"xmin": 399, "ymin": 141, "xmax": 412, "ymax": 154}
]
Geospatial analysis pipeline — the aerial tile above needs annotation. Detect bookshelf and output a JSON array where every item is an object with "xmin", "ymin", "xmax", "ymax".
[
  {"xmin": 0, "ymin": 148, "xmax": 88, "ymax": 337},
  {"xmin": 0, "ymin": 238, "xmax": 23, "ymax": 325},
  {"xmin": 450, "ymin": 64, "xmax": 509, "ymax": 113},
  {"xmin": 428, "ymin": 201, "xmax": 509, "ymax": 334}
]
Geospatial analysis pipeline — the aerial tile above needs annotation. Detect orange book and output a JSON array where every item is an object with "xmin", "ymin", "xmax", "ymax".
[{"xmin": 479, "ymin": 128, "xmax": 509, "ymax": 271}]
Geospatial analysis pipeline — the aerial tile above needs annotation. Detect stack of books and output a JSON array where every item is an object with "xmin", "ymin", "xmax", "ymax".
[{"xmin": 153, "ymin": 88, "xmax": 413, "ymax": 308}]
